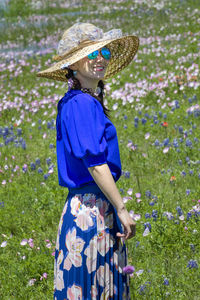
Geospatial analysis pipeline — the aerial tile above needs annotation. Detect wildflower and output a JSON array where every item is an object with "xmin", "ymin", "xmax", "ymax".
[
  {"xmin": 46, "ymin": 157, "xmax": 51, "ymax": 165},
  {"xmin": 189, "ymin": 244, "xmax": 195, "ymax": 252},
  {"xmin": 145, "ymin": 213, "xmax": 151, "ymax": 219},
  {"xmin": 186, "ymin": 189, "xmax": 191, "ymax": 195},
  {"xmin": 139, "ymin": 284, "xmax": 146, "ymax": 295},
  {"xmin": 176, "ymin": 206, "xmax": 183, "ymax": 216},
  {"xmin": 187, "ymin": 260, "xmax": 198, "ymax": 269},
  {"xmin": 170, "ymin": 176, "xmax": 176, "ymax": 182},
  {"xmin": 163, "ymin": 278, "xmax": 169, "ymax": 286},
  {"xmin": 145, "ymin": 190, "xmax": 151, "ymax": 198},
  {"xmin": 123, "ymin": 265, "xmax": 135, "ymax": 274},
  {"xmin": 152, "ymin": 210, "xmax": 158, "ymax": 221},
  {"xmin": 44, "ymin": 173, "xmax": 50, "ymax": 180},
  {"xmin": 1, "ymin": 241, "xmax": 7, "ymax": 247},
  {"xmin": 38, "ymin": 167, "xmax": 43, "ymax": 174},
  {"xmin": 186, "ymin": 139, "xmax": 192, "ymax": 147},
  {"xmin": 144, "ymin": 222, "xmax": 151, "ymax": 232},
  {"xmin": 30, "ymin": 162, "xmax": 36, "ymax": 171},
  {"xmin": 35, "ymin": 158, "xmax": 41, "ymax": 165},
  {"xmin": 28, "ymin": 278, "xmax": 37, "ymax": 286},
  {"xmin": 162, "ymin": 122, "xmax": 168, "ymax": 127}
]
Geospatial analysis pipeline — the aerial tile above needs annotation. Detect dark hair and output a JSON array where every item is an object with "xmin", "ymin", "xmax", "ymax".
[{"xmin": 65, "ymin": 68, "xmax": 111, "ymax": 119}]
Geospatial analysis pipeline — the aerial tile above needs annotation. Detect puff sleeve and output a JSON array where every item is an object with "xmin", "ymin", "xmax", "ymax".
[{"xmin": 61, "ymin": 94, "xmax": 108, "ymax": 168}]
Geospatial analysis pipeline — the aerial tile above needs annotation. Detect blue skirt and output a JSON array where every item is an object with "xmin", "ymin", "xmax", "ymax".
[{"xmin": 53, "ymin": 183, "xmax": 130, "ymax": 299}]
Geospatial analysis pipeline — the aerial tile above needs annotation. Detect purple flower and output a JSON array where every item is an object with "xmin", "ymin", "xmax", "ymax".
[
  {"xmin": 123, "ymin": 265, "xmax": 135, "ymax": 274},
  {"xmin": 163, "ymin": 278, "xmax": 169, "ymax": 285},
  {"xmin": 187, "ymin": 260, "xmax": 198, "ymax": 269}
]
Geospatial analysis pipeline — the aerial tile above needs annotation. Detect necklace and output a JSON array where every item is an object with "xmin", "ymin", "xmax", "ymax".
[{"xmin": 81, "ymin": 87, "xmax": 101, "ymax": 97}]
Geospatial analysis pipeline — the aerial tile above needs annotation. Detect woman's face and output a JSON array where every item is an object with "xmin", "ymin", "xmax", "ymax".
[{"xmin": 71, "ymin": 47, "xmax": 110, "ymax": 80}]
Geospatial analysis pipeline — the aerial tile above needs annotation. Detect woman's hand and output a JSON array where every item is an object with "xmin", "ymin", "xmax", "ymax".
[{"xmin": 116, "ymin": 207, "xmax": 136, "ymax": 240}]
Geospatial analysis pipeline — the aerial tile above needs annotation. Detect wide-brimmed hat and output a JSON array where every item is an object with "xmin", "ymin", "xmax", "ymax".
[{"xmin": 36, "ymin": 22, "xmax": 139, "ymax": 82}]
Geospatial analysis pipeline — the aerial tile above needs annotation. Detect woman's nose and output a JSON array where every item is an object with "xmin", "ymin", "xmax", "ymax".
[{"xmin": 96, "ymin": 53, "xmax": 104, "ymax": 62}]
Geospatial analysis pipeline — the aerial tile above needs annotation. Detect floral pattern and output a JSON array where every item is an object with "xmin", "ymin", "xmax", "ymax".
[{"xmin": 54, "ymin": 187, "xmax": 130, "ymax": 299}]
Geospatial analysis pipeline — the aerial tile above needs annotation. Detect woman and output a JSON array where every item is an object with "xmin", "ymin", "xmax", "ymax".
[{"xmin": 37, "ymin": 22, "xmax": 139, "ymax": 300}]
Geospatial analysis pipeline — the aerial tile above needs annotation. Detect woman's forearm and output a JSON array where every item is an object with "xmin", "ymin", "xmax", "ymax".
[{"xmin": 88, "ymin": 163, "xmax": 125, "ymax": 212}]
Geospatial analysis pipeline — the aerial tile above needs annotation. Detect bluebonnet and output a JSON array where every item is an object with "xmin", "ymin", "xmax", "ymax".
[
  {"xmin": 46, "ymin": 157, "xmax": 51, "ymax": 165},
  {"xmin": 186, "ymin": 157, "xmax": 190, "ymax": 162},
  {"xmin": 21, "ymin": 140, "xmax": 26, "ymax": 150},
  {"xmin": 194, "ymin": 137, "xmax": 198, "ymax": 143},
  {"xmin": 134, "ymin": 116, "xmax": 139, "ymax": 123},
  {"xmin": 149, "ymin": 201, "xmax": 155, "ymax": 206},
  {"xmin": 141, "ymin": 118, "xmax": 147, "ymax": 125},
  {"xmin": 154, "ymin": 139, "xmax": 160, "ymax": 146},
  {"xmin": 47, "ymin": 121, "xmax": 52, "ymax": 129},
  {"xmin": 186, "ymin": 139, "xmax": 192, "ymax": 147},
  {"xmin": 163, "ymin": 138, "xmax": 170, "ymax": 146},
  {"xmin": 136, "ymin": 241, "xmax": 140, "ymax": 248},
  {"xmin": 178, "ymin": 160, "xmax": 182, "ymax": 165},
  {"xmin": 17, "ymin": 128, "xmax": 22, "ymax": 136},
  {"xmin": 38, "ymin": 119, "xmax": 42, "ymax": 124},
  {"xmin": 44, "ymin": 173, "xmax": 50, "ymax": 180},
  {"xmin": 152, "ymin": 210, "xmax": 158, "ymax": 221},
  {"xmin": 35, "ymin": 158, "xmax": 41, "ymax": 165},
  {"xmin": 144, "ymin": 222, "xmax": 151, "ymax": 232},
  {"xmin": 49, "ymin": 143, "xmax": 54, "ymax": 149},
  {"xmin": 181, "ymin": 171, "xmax": 186, "ymax": 176},
  {"xmin": 173, "ymin": 138, "xmax": 179, "ymax": 148},
  {"xmin": 176, "ymin": 206, "xmax": 183, "ymax": 216},
  {"xmin": 189, "ymin": 244, "xmax": 195, "ymax": 252},
  {"xmin": 38, "ymin": 167, "xmax": 43, "ymax": 174},
  {"xmin": 187, "ymin": 260, "xmax": 198, "ymax": 269},
  {"xmin": 187, "ymin": 212, "xmax": 192, "ymax": 221},
  {"xmin": 186, "ymin": 189, "xmax": 190, "ymax": 195},
  {"xmin": 139, "ymin": 284, "xmax": 146, "ymax": 295},
  {"xmin": 120, "ymin": 188, "xmax": 124, "ymax": 194},
  {"xmin": 145, "ymin": 190, "xmax": 151, "ymax": 198},
  {"xmin": 124, "ymin": 171, "xmax": 130, "ymax": 178},
  {"xmin": 159, "ymin": 111, "xmax": 162, "ymax": 117},
  {"xmin": 163, "ymin": 113, "xmax": 167, "ymax": 119},
  {"xmin": 189, "ymin": 170, "xmax": 194, "ymax": 175},
  {"xmin": 30, "ymin": 162, "xmax": 36, "ymax": 171},
  {"xmin": 145, "ymin": 213, "xmax": 151, "ymax": 219},
  {"xmin": 124, "ymin": 115, "xmax": 128, "ymax": 120},
  {"xmin": 134, "ymin": 123, "xmax": 137, "ymax": 128},
  {"xmin": 184, "ymin": 130, "xmax": 188, "ymax": 137},
  {"xmin": 179, "ymin": 126, "xmax": 183, "ymax": 134},
  {"xmin": 124, "ymin": 125, "xmax": 128, "ymax": 129},
  {"xmin": 163, "ymin": 278, "xmax": 169, "ymax": 286}
]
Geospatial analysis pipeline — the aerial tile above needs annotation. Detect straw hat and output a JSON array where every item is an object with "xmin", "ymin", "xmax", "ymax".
[{"xmin": 36, "ymin": 22, "xmax": 139, "ymax": 82}]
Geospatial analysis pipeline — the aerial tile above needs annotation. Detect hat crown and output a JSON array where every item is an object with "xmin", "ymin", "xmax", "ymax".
[{"xmin": 57, "ymin": 22, "xmax": 122, "ymax": 57}]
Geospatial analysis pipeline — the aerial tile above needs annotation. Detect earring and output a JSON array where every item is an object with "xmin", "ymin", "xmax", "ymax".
[{"xmin": 73, "ymin": 70, "xmax": 77, "ymax": 76}]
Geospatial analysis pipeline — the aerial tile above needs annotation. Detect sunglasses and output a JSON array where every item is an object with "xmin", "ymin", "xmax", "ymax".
[{"xmin": 87, "ymin": 47, "xmax": 111, "ymax": 60}]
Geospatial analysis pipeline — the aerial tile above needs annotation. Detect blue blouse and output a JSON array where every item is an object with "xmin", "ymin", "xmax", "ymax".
[{"xmin": 56, "ymin": 89, "xmax": 122, "ymax": 188}]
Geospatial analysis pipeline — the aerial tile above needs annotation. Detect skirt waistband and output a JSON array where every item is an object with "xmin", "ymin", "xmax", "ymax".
[{"xmin": 68, "ymin": 183, "xmax": 103, "ymax": 195}]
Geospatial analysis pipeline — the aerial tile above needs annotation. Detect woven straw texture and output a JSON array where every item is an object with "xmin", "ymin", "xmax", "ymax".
[{"xmin": 36, "ymin": 35, "xmax": 139, "ymax": 82}]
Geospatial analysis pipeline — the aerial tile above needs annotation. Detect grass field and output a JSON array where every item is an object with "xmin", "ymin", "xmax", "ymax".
[{"xmin": 0, "ymin": 0, "xmax": 200, "ymax": 299}]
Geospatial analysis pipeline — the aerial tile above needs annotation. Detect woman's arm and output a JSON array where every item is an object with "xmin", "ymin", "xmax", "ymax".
[
  {"xmin": 88, "ymin": 163, "xmax": 136, "ymax": 240},
  {"xmin": 88, "ymin": 163, "xmax": 125, "ymax": 212}
]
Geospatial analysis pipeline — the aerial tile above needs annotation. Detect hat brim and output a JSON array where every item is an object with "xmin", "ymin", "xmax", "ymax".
[{"xmin": 36, "ymin": 35, "xmax": 139, "ymax": 82}]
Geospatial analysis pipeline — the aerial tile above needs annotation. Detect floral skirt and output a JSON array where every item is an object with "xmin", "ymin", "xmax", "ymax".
[{"xmin": 53, "ymin": 183, "xmax": 130, "ymax": 300}]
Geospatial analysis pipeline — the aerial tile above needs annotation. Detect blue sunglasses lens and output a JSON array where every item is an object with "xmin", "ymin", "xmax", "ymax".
[
  {"xmin": 87, "ymin": 48, "xmax": 111, "ymax": 60},
  {"xmin": 87, "ymin": 50, "xmax": 98, "ymax": 60},
  {"xmin": 101, "ymin": 47, "xmax": 111, "ymax": 60}
]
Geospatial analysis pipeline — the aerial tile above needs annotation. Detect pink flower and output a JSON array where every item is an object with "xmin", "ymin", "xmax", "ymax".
[{"xmin": 123, "ymin": 265, "xmax": 135, "ymax": 274}]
